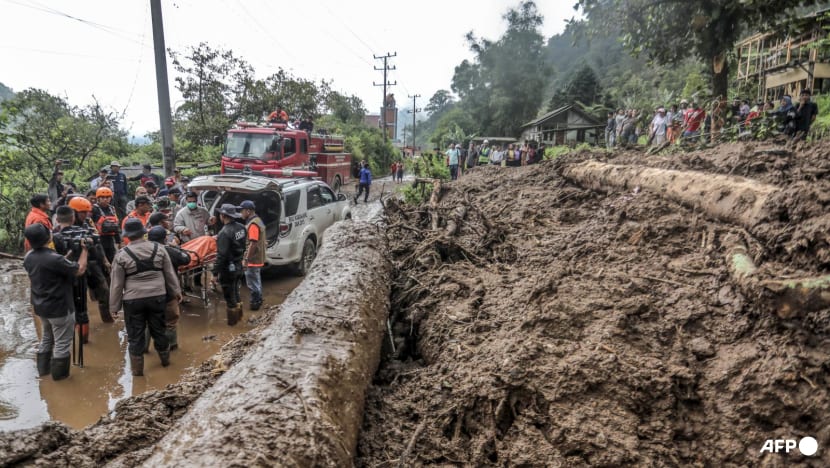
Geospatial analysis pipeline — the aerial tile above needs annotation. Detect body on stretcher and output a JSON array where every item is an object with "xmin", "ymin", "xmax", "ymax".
[{"xmin": 177, "ymin": 236, "xmax": 217, "ymax": 306}]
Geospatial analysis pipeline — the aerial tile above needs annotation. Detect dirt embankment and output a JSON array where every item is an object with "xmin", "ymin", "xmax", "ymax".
[{"xmin": 358, "ymin": 144, "xmax": 830, "ymax": 466}]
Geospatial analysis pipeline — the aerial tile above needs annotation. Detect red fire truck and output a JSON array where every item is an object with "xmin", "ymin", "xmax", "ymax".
[{"xmin": 220, "ymin": 122, "xmax": 354, "ymax": 192}]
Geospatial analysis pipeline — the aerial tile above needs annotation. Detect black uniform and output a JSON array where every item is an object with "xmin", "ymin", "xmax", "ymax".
[
  {"xmin": 92, "ymin": 204, "xmax": 120, "ymax": 263},
  {"xmin": 213, "ymin": 220, "xmax": 246, "ymax": 308}
]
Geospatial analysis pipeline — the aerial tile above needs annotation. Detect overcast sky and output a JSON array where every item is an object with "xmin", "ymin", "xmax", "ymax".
[{"xmin": 1, "ymin": 0, "xmax": 575, "ymax": 135}]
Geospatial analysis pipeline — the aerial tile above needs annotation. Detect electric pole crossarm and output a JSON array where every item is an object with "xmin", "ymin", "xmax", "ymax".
[{"xmin": 373, "ymin": 52, "xmax": 398, "ymax": 143}]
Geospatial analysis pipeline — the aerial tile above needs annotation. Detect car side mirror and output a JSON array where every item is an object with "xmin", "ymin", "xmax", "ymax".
[{"xmin": 337, "ymin": 193, "xmax": 347, "ymax": 201}]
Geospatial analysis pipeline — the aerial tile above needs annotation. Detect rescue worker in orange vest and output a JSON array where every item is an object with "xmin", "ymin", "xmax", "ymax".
[
  {"xmin": 239, "ymin": 200, "xmax": 265, "ymax": 311},
  {"xmin": 268, "ymin": 106, "xmax": 288, "ymax": 123},
  {"xmin": 91, "ymin": 187, "xmax": 121, "ymax": 263},
  {"xmin": 122, "ymin": 196, "xmax": 153, "ymax": 245},
  {"xmin": 24, "ymin": 194, "xmax": 53, "ymax": 252}
]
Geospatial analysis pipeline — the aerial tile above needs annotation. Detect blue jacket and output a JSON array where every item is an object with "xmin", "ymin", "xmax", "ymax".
[{"xmin": 359, "ymin": 167, "xmax": 372, "ymax": 185}]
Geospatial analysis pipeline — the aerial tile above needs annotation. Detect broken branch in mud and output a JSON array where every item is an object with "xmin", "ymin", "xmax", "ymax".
[
  {"xmin": 444, "ymin": 206, "xmax": 467, "ymax": 237},
  {"xmin": 397, "ymin": 419, "xmax": 427, "ymax": 468}
]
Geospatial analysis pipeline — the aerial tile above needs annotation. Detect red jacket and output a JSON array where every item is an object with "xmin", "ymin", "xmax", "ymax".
[{"xmin": 24, "ymin": 208, "xmax": 53, "ymax": 252}]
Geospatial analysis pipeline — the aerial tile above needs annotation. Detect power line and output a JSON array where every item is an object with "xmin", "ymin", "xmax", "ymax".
[
  {"xmin": 374, "ymin": 52, "xmax": 397, "ymax": 143},
  {"xmin": 3, "ymin": 0, "xmax": 149, "ymax": 48},
  {"xmin": 319, "ymin": 1, "xmax": 378, "ymax": 56}
]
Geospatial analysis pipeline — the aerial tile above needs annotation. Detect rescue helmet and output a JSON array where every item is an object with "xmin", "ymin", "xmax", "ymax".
[
  {"xmin": 68, "ymin": 196, "xmax": 93, "ymax": 212},
  {"xmin": 96, "ymin": 187, "xmax": 113, "ymax": 198}
]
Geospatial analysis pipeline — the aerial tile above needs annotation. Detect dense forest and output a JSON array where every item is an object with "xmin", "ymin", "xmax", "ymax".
[{"xmin": 1, "ymin": 0, "xmax": 828, "ymax": 251}]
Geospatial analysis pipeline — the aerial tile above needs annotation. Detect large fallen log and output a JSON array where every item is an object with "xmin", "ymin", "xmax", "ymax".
[
  {"xmin": 141, "ymin": 221, "xmax": 391, "ymax": 466},
  {"xmin": 562, "ymin": 160, "xmax": 780, "ymax": 229}
]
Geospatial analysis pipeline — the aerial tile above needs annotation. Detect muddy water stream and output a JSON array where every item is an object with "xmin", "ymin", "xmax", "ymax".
[{"xmin": 0, "ymin": 267, "xmax": 301, "ymax": 431}]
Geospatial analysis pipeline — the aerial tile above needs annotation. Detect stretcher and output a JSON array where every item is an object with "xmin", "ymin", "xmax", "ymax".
[{"xmin": 177, "ymin": 236, "xmax": 217, "ymax": 306}]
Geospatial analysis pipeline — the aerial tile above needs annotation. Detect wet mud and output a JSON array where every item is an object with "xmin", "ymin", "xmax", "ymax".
[
  {"xmin": 358, "ymin": 144, "xmax": 830, "ymax": 466},
  {"xmin": 0, "ymin": 268, "xmax": 301, "ymax": 466}
]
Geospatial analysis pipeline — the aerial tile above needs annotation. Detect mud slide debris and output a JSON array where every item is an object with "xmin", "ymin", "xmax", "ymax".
[{"xmin": 358, "ymin": 142, "xmax": 830, "ymax": 466}]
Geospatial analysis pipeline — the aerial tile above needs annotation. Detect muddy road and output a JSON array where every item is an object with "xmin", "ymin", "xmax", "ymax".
[{"xmin": 0, "ymin": 265, "xmax": 301, "ymax": 431}]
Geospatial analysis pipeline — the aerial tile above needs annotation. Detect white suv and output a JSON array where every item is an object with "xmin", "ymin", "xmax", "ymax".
[{"xmin": 188, "ymin": 174, "xmax": 351, "ymax": 275}]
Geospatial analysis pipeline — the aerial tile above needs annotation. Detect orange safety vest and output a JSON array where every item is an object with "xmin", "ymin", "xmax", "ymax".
[{"xmin": 121, "ymin": 210, "xmax": 152, "ymax": 245}]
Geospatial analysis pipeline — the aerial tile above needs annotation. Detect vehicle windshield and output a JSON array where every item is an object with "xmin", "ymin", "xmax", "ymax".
[{"xmin": 225, "ymin": 133, "xmax": 276, "ymax": 160}]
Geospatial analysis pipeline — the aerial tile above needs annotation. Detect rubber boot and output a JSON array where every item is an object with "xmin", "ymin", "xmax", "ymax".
[
  {"xmin": 130, "ymin": 354, "xmax": 144, "ymax": 376},
  {"xmin": 80, "ymin": 323, "xmax": 90, "ymax": 344},
  {"xmin": 50, "ymin": 356, "xmax": 71, "ymax": 381},
  {"xmin": 36, "ymin": 351, "xmax": 52, "ymax": 377},
  {"xmin": 158, "ymin": 347, "xmax": 171, "ymax": 367},
  {"xmin": 166, "ymin": 328, "xmax": 178, "ymax": 351},
  {"xmin": 226, "ymin": 305, "xmax": 239, "ymax": 326},
  {"xmin": 236, "ymin": 304, "xmax": 244, "ymax": 323},
  {"xmin": 250, "ymin": 296, "xmax": 262, "ymax": 311}
]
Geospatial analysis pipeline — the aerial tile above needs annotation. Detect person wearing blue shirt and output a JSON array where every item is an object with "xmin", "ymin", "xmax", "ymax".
[{"xmin": 354, "ymin": 161, "xmax": 372, "ymax": 204}]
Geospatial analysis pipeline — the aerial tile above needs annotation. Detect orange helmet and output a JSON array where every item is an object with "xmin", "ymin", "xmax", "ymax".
[
  {"xmin": 96, "ymin": 187, "xmax": 113, "ymax": 198},
  {"xmin": 68, "ymin": 196, "xmax": 93, "ymax": 212}
]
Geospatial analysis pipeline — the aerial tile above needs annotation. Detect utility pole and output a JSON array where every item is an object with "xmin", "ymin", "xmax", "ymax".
[
  {"xmin": 373, "ymin": 52, "xmax": 397, "ymax": 143},
  {"xmin": 150, "ymin": 0, "xmax": 175, "ymax": 177},
  {"xmin": 407, "ymin": 94, "xmax": 421, "ymax": 156}
]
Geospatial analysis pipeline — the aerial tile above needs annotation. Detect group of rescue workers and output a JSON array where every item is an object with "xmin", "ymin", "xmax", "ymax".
[{"xmin": 22, "ymin": 160, "xmax": 267, "ymax": 380}]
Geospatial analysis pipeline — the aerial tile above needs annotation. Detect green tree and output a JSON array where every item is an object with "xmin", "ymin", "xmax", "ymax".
[
  {"xmin": 0, "ymin": 88, "xmax": 121, "ymax": 185},
  {"xmin": 0, "ymin": 89, "xmax": 123, "ymax": 252},
  {"xmin": 574, "ymin": 0, "xmax": 819, "ymax": 100},
  {"xmin": 324, "ymin": 91, "xmax": 366, "ymax": 126},
  {"xmin": 451, "ymin": 1, "xmax": 549, "ymax": 137},
  {"xmin": 425, "ymin": 89, "xmax": 454, "ymax": 115},
  {"xmin": 548, "ymin": 63, "xmax": 603, "ymax": 111}
]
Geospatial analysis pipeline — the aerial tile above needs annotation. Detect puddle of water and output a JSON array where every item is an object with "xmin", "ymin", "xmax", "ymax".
[{"xmin": 0, "ymin": 268, "xmax": 302, "ymax": 431}]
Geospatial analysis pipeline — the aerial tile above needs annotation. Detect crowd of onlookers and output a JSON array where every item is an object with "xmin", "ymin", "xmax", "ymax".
[
  {"xmin": 438, "ymin": 140, "xmax": 547, "ymax": 180},
  {"xmin": 606, "ymin": 88, "xmax": 820, "ymax": 149}
]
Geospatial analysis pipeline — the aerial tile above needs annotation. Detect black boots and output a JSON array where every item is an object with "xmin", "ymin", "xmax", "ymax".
[
  {"xmin": 226, "ymin": 304, "xmax": 243, "ymax": 326},
  {"xmin": 250, "ymin": 300, "xmax": 262, "ymax": 311},
  {"xmin": 36, "ymin": 352, "xmax": 52, "ymax": 377},
  {"xmin": 50, "ymin": 356, "xmax": 70, "ymax": 381},
  {"xmin": 166, "ymin": 328, "xmax": 178, "ymax": 351},
  {"xmin": 158, "ymin": 347, "xmax": 171, "ymax": 367},
  {"xmin": 130, "ymin": 354, "xmax": 144, "ymax": 376}
]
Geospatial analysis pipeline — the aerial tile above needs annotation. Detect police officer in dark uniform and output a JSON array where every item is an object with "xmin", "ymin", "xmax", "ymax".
[{"xmin": 211, "ymin": 204, "xmax": 246, "ymax": 326}]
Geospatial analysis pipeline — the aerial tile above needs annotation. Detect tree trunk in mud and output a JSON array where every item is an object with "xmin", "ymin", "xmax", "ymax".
[
  {"xmin": 142, "ymin": 221, "xmax": 391, "ymax": 466},
  {"xmin": 725, "ymin": 235, "xmax": 830, "ymax": 318},
  {"xmin": 562, "ymin": 160, "xmax": 779, "ymax": 229}
]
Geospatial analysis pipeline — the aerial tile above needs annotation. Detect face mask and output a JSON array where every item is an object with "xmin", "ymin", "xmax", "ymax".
[{"xmin": 187, "ymin": 202, "xmax": 197, "ymax": 210}]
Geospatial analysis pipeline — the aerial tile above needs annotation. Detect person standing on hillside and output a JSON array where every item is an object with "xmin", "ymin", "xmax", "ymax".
[
  {"xmin": 792, "ymin": 88, "xmax": 819, "ymax": 143},
  {"xmin": 682, "ymin": 102, "xmax": 705, "ymax": 142},
  {"xmin": 606, "ymin": 111, "xmax": 616, "ymax": 149},
  {"xmin": 445, "ymin": 143, "xmax": 460, "ymax": 180},
  {"xmin": 239, "ymin": 200, "xmax": 265, "ymax": 311}
]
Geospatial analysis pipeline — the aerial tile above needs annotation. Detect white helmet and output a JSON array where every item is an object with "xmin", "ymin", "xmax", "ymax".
[{"xmin": 483, "ymin": 139, "xmax": 489, "ymax": 144}]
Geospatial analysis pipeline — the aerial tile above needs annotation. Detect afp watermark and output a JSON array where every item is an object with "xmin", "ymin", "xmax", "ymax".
[{"xmin": 759, "ymin": 437, "xmax": 818, "ymax": 456}]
